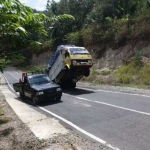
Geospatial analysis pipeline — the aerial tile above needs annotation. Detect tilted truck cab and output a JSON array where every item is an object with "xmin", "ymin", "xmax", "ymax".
[{"xmin": 47, "ymin": 45, "xmax": 93, "ymax": 88}]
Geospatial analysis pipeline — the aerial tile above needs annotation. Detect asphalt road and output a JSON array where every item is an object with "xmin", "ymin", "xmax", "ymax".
[{"xmin": 2, "ymin": 68, "xmax": 150, "ymax": 150}]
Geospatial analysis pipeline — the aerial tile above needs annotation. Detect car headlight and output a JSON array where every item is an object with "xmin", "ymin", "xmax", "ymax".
[
  {"xmin": 88, "ymin": 60, "xmax": 92, "ymax": 63},
  {"xmin": 72, "ymin": 60, "xmax": 76, "ymax": 63},
  {"xmin": 36, "ymin": 91, "xmax": 44, "ymax": 95},
  {"xmin": 57, "ymin": 88, "xmax": 61, "ymax": 91}
]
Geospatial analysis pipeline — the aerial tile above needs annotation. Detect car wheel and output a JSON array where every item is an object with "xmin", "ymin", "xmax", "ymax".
[
  {"xmin": 32, "ymin": 95, "xmax": 38, "ymax": 105},
  {"xmin": 56, "ymin": 96, "xmax": 61, "ymax": 101},
  {"xmin": 19, "ymin": 92, "xmax": 25, "ymax": 100}
]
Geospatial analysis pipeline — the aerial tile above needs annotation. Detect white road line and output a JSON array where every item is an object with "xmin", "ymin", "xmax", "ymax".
[
  {"xmin": 1, "ymin": 73, "xmax": 121, "ymax": 150},
  {"xmin": 63, "ymin": 93, "xmax": 150, "ymax": 116},
  {"xmin": 7, "ymin": 72, "xmax": 19, "ymax": 80},
  {"xmin": 78, "ymin": 87, "xmax": 150, "ymax": 98},
  {"xmin": 1, "ymin": 73, "xmax": 15, "ymax": 92},
  {"xmin": 14, "ymin": 71, "xmax": 22, "ymax": 75}
]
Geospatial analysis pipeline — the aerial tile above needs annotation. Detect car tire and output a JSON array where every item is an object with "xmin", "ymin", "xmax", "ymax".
[
  {"xmin": 32, "ymin": 95, "xmax": 38, "ymax": 105},
  {"xmin": 56, "ymin": 96, "xmax": 61, "ymax": 101}
]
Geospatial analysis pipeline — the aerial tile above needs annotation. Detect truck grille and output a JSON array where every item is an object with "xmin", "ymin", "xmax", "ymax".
[{"xmin": 76, "ymin": 59, "xmax": 88, "ymax": 63}]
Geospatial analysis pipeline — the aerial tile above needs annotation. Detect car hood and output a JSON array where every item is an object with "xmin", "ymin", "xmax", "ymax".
[{"xmin": 31, "ymin": 83, "xmax": 60, "ymax": 91}]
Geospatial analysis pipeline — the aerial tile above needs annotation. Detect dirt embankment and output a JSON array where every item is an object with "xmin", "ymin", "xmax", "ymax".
[{"xmin": 0, "ymin": 91, "xmax": 47, "ymax": 150}]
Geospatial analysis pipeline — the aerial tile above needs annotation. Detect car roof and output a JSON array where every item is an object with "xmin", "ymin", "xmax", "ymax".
[{"xmin": 27, "ymin": 74, "xmax": 47, "ymax": 79}]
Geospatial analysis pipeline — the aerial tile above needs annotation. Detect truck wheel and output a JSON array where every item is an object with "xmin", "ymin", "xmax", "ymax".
[
  {"xmin": 32, "ymin": 95, "xmax": 38, "ymax": 105},
  {"xmin": 84, "ymin": 69, "xmax": 90, "ymax": 77},
  {"xmin": 56, "ymin": 96, "xmax": 61, "ymax": 101},
  {"xmin": 70, "ymin": 82, "xmax": 76, "ymax": 89},
  {"xmin": 19, "ymin": 92, "xmax": 25, "ymax": 100}
]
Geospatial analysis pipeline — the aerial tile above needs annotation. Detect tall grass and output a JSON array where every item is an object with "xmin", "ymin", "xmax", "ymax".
[{"xmin": 114, "ymin": 61, "xmax": 150, "ymax": 86}]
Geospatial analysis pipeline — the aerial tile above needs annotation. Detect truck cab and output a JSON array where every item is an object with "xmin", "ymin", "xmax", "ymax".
[
  {"xmin": 47, "ymin": 45, "xmax": 93, "ymax": 88},
  {"xmin": 63, "ymin": 46, "xmax": 93, "ymax": 77}
]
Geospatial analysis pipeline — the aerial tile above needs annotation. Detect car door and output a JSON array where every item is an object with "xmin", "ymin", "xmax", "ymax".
[{"xmin": 23, "ymin": 78, "xmax": 33, "ymax": 98}]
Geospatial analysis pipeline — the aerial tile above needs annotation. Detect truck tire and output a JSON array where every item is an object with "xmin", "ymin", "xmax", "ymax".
[
  {"xmin": 19, "ymin": 92, "xmax": 25, "ymax": 100},
  {"xmin": 32, "ymin": 95, "xmax": 38, "ymax": 105},
  {"xmin": 84, "ymin": 68, "xmax": 90, "ymax": 77},
  {"xmin": 69, "ymin": 82, "xmax": 76, "ymax": 89}
]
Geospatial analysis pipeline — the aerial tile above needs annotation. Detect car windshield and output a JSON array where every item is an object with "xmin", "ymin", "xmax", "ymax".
[
  {"xmin": 69, "ymin": 48, "xmax": 90, "ymax": 55},
  {"xmin": 29, "ymin": 75, "xmax": 51, "ymax": 85}
]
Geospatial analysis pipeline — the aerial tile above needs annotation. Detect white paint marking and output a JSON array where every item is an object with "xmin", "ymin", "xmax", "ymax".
[
  {"xmin": 14, "ymin": 71, "xmax": 21, "ymax": 75},
  {"xmin": 7, "ymin": 72, "xmax": 19, "ymax": 80},
  {"xmin": 63, "ymin": 93, "xmax": 150, "ymax": 116},
  {"xmin": 78, "ymin": 87, "xmax": 150, "ymax": 98},
  {"xmin": 1, "ymin": 73, "xmax": 15, "ymax": 92},
  {"xmin": 2, "ymin": 72, "xmax": 121, "ymax": 150}
]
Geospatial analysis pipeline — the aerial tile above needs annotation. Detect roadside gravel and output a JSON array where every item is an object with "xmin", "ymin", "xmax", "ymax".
[{"xmin": 77, "ymin": 82, "xmax": 150, "ymax": 96}]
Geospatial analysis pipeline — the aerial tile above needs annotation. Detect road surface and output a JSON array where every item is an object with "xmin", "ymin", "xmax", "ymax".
[{"xmin": 2, "ymin": 68, "xmax": 150, "ymax": 150}]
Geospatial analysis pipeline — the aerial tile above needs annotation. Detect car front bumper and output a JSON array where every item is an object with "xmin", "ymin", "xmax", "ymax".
[{"xmin": 37, "ymin": 91, "xmax": 62, "ymax": 102}]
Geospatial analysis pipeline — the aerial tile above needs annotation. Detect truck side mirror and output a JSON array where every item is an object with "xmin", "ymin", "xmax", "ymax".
[
  {"xmin": 61, "ymin": 49, "xmax": 66, "ymax": 55},
  {"xmin": 65, "ymin": 51, "xmax": 69, "ymax": 58}
]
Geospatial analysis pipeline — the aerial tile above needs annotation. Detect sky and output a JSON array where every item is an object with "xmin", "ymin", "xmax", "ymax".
[{"xmin": 20, "ymin": 0, "xmax": 59, "ymax": 11}]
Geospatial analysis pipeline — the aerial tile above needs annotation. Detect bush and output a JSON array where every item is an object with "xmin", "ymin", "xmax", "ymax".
[
  {"xmin": 139, "ymin": 63, "xmax": 150, "ymax": 85},
  {"xmin": 100, "ymin": 70, "xmax": 111, "ymax": 75},
  {"xmin": 114, "ymin": 62, "xmax": 139, "ymax": 84},
  {"xmin": 67, "ymin": 31, "xmax": 83, "ymax": 46}
]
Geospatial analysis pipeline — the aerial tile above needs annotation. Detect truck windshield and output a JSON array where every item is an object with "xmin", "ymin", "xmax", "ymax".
[
  {"xmin": 69, "ymin": 48, "xmax": 90, "ymax": 55},
  {"xmin": 29, "ymin": 75, "xmax": 51, "ymax": 85}
]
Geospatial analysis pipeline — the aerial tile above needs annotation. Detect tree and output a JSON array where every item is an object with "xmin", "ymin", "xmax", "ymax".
[
  {"xmin": 0, "ymin": 0, "xmax": 47, "ymax": 72},
  {"xmin": 46, "ymin": 14, "xmax": 75, "ymax": 46}
]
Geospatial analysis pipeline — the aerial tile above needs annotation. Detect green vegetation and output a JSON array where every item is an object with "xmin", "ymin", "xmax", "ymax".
[
  {"xmin": 0, "ymin": 109, "xmax": 3, "ymax": 116},
  {"xmin": 81, "ymin": 58, "xmax": 150, "ymax": 89},
  {"xmin": 0, "ymin": 0, "xmax": 47, "ymax": 71},
  {"xmin": 0, "ymin": 109, "xmax": 10, "ymax": 125},
  {"xmin": 23, "ymin": 65, "xmax": 47, "ymax": 74}
]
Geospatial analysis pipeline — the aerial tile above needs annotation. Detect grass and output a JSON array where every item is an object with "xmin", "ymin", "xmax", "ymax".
[
  {"xmin": 99, "ymin": 70, "xmax": 111, "ymax": 75},
  {"xmin": 0, "ymin": 109, "xmax": 3, "ymax": 116},
  {"xmin": 0, "ymin": 117, "xmax": 10, "ymax": 125},
  {"xmin": 0, "ymin": 108, "xmax": 11, "ymax": 126},
  {"xmin": 81, "ymin": 60, "xmax": 150, "ymax": 90}
]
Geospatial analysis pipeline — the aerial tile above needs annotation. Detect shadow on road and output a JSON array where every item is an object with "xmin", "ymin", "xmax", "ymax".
[
  {"xmin": 63, "ymin": 87, "xmax": 94, "ymax": 96},
  {"xmin": 15, "ymin": 96, "xmax": 62, "ymax": 107},
  {"xmin": 38, "ymin": 100, "xmax": 63, "ymax": 107}
]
